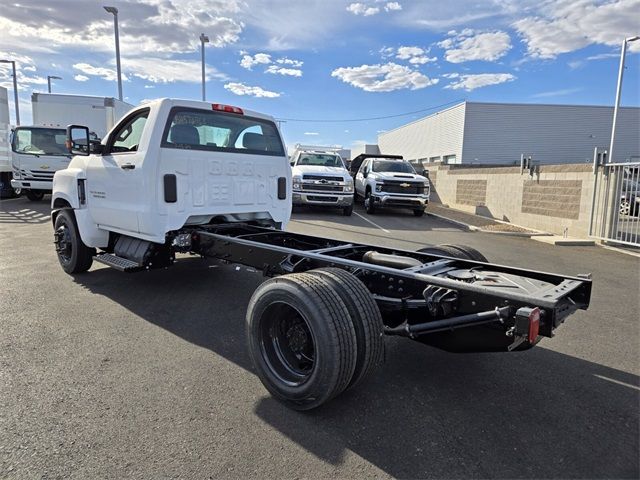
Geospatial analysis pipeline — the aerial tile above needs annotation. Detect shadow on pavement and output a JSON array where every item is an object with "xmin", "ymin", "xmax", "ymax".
[
  {"xmin": 74, "ymin": 258, "xmax": 639, "ymax": 479},
  {"xmin": 0, "ymin": 196, "xmax": 51, "ymax": 224}
]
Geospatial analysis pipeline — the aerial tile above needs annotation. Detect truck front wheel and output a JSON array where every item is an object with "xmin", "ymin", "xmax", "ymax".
[
  {"xmin": 26, "ymin": 190, "xmax": 45, "ymax": 201},
  {"xmin": 364, "ymin": 190, "xmax": 376, "ymax": 214},
  {"xmin": 246, "ymin": 273, "xmax": 357, "ymax": 410},
  {"xmin": 53, "ymin": 209, "xmax": 94, "ymax": 274}
]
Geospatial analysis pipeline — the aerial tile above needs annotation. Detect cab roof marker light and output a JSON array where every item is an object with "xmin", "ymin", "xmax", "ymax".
[{"xmin": 212, "ymin": 104, "xmax": 243, "ymax": 115}]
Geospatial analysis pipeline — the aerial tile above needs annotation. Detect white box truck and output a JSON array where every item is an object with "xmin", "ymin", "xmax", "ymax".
[
  {"xmin": 11, "ymin": 93, "xmax": 133, "ymax": 201},
  {"xmin": 0, "ymin": 86, "xmax": 12, "ymax": 197}
]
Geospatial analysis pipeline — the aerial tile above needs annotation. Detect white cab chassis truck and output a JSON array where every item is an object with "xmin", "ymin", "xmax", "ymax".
[
  {"xmin": 10, "ymin": 94, "xmax": 133, "ymax": 201},
  {"xmin": 289, "ymin": 144, "xmax": 354, "ymax": 216},
  {"xmin": 51, "ymin": 98, "xmax": 592, "ymax": 410}
]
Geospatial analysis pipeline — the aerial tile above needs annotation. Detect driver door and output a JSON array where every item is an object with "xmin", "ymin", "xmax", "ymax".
[
  {"xmin": 355, "ymin": 159, "xmax": 369, "ymax": 196},
  {"xmin": 86, "ymin": 109, "xmax": 149, "ymax": 233}
]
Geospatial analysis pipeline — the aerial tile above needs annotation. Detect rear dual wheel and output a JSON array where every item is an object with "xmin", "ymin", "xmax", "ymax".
[
  {"xmin": 246, "ymin": 269, "xmax": 383, "ymax": 410},
  {"xmin": 417, "ymin": 243, "xmax": 488, "ymax": 262}
]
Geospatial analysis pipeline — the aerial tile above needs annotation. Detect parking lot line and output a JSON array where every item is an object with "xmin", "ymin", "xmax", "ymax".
[{"xmin": 353, "ymin": 211, "xmax": 391, "ymax": 233}]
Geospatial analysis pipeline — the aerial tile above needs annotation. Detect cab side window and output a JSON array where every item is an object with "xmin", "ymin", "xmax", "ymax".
[{"xmin": 109, "ymin": 111, "xmax": 149, "ymax": 154}]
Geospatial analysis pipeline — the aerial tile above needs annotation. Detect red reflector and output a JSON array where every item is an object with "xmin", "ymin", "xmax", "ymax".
[
  {"xmin": 528, "ymin": 307, "xmax": 540, "ymax": 343},
  {"xmin": 212, "ymin": 103, "xmax": 243, "ymax": 114}
]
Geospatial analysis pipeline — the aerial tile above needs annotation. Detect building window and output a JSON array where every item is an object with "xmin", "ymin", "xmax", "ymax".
[{"xmin": 443, "ymin": 154, "xmax": 458, "ymax": 164}]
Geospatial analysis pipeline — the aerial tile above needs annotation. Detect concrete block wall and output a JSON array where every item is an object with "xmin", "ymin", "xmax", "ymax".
[{"xmin": 430, "ymin": 163, "xmax": 596, "ymax": 237}]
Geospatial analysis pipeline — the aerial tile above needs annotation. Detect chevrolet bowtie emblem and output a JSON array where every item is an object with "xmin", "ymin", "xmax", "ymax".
[
  {"xmin": 40, "ymin": 165, "xmax": 50, "ymax": 169},
  {"xmin": 400, "ymin": 182, "xmax": 411, "ymax": 187}
]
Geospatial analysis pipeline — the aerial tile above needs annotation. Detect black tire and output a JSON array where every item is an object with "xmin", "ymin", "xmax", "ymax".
[
  {"xmin": 26, "ymin": 190, "xmax": 45, "ymax": 201},
  {"xmin": 53, "ymin": 209, "xmax": 94, "ymax": 274},
  {"xmin": 413, "ymin": 209, "xmax": 425, "ymax": 217},
  {"xmin": 246, "ymin": 273, "xmax": 357, "ymax": 410},
  {"xmin": 439, "ymin": 244, "xmax": 488, "ymax": 262},
  {"xmin": 342, "ymin": 203, "xmax": 353, "ymax": 216},
  {"xmin": 364, "ymin": 189, "xmax": 376, "ymax": 214},
  {"xmin": 309, "ymin": 268, "xmax": 384, "ymax": 390},
  {"xmin": 417, "ymin": 244, "xmax": 488, "ymax": 262}
]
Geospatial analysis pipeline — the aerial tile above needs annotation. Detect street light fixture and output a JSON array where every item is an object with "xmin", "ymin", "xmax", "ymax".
[
  {"xmin": 0, "ymin": 59, "xmax": 19, "ymax": 125},
  {"xmin": 104, "ymin": 5, "xmax": 123, "ymax": 101},
  {"xmin": 608, "ymin": 35, "xmax": 640, "ymax": 163},
  {"xmin": 200, "ymin": 33, "xmax": 209, "ymax": 101},
  {"xmin": 47, "ymin": 75, "xmax": 62, "ymax": 93}
]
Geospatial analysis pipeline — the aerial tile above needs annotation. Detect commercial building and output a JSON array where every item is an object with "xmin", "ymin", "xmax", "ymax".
[{"xmin": 377, "ymin": 101, "xmax": 640, "ymax": 165}]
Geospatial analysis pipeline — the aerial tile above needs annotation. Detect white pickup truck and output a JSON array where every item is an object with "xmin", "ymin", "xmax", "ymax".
[
  {"xmin": 50, "ymin": 98, "xmax": 592, "ymax": 411},
  {"xmin": 289, "ymin": 145, "xmax": 354, "ymax": 216}
]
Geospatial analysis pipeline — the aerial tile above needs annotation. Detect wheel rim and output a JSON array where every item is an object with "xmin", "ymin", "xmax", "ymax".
[
  {"xmin": 54, "ymin": 222, "xmax": 73, "ymax": 264},
  {"xmin": 620, "ymin": 201, "xmax": 630, "ymax": 215},
  {"xmin": 259, "ymin": 302, "xmax": 316, "ymax": 386}
]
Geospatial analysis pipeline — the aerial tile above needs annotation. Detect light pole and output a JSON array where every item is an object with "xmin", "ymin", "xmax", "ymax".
[
  {"xmin": 104, "ymin": 6, "xmax": 123, "ymax": 101},
  {"xmin": 199, "ymin": 33, "xmax": 209, "ymax": 101},
  {"xmin": 608, "ymin": 35, "xmax": 639, "ymax": 163},
  {"xmin": 47, "ymin": 75, "xmax": 62, "ymax": 93},
  {"xmin": 0, "ymin": 59, "xmax": 19, "ymax": 125}
]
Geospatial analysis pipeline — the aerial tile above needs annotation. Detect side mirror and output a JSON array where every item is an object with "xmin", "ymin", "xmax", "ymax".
[
  {"xmin": 362, "ymin": 171, "xmax": 368, "ymax": 178},
  {"xmin": 422, "ymin": 169, "xmax": 429, "ymax": 178},
  {"xmin": 66, "ymin": 125, "xmax": 91, "ymax": 156},
  {"xmin": 290, "ymin": 160, "xmax": 295, "ymax": 166}
]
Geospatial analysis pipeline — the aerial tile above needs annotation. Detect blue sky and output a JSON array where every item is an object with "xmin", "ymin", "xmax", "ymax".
[{"xmin": 1, "ymin": 0, "xmax": 638, "ymax": 151}]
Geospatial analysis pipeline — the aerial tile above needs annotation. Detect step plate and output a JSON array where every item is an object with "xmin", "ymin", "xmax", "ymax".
[{"xmin": 94, "ymin": 253, "xmax": 144, "ymax": 272}]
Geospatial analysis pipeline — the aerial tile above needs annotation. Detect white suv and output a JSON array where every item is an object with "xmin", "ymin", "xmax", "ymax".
[
  {"xmin": 290, "ymin": 145, "xmax": 354, "ymax": 216},
  {"xmin": 352, "ymin": 155, "xmax": 430, "ymax": 216}
]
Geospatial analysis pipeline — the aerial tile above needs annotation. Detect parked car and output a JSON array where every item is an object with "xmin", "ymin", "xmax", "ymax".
[
  {"xmin": 620, "ymin": 178, "xmax": 640, "ymax": 216},
  {"xmin": 351, "ymin": 154, "xmax": 430, "ymax": 216},
  {"xmin": 290, "ymin": 145, "xmax": 354, "ymax": 216}
]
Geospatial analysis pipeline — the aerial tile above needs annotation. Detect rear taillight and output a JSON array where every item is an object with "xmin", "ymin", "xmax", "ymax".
[
  {"xmin": 515, "ymin": 306, "xmax": 542, "ymax": 343},
  {"xmin": 528, "ymin": 307, "xmax": 540, "ymax": 342},
  {"xmin": 212, "ymin": 103, "xmax": 243, "ymax": 114}
]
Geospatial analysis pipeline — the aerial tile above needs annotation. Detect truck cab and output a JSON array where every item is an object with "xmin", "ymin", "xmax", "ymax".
[
  {"xmin": 289, "ymin": 145, "xmax": 354, "ymax": 216},
  {"xmin": 11, "ymin": 126, "xmax": 71, "ymax": 201},
  {"xmin": 52, "ymin": 98, "xmax": 291, "ymax": 252},
  {"xmin": 352, "ymin": 154, "xmax": 430, "ymax": 216}
]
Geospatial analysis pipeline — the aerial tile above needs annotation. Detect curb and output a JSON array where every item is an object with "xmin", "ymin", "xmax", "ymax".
[{"xmin": 428, "ymin": 211, "xmax": 539, "ymax": 237}]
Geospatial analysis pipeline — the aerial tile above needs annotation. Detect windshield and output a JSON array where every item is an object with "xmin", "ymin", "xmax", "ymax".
[
  {"xmin": 12, "ymin": 127, "xmax": 68, "ymax": 156},
  {"xmin": 372, "ymin": 160, "xmax": 415, "ymax": 174},
  {"xmin": 297, "ymin": 154, "xmax": 344, "ymax": 168}
]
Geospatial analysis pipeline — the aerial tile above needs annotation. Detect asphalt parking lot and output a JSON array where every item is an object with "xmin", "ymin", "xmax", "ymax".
[{"xmin": 1, "ymin": 197, "xmax": 638, "ymax": 479}]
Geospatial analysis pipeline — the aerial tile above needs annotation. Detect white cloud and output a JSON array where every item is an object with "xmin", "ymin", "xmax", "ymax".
[
  {"xmin": 240, "ymin": 53, "xmax": 272, "ymax": 70},
  {"xmin": 396, "ymin": 46, "xmax": 437, "ymax": 64},
  {"xmin": 439, "ymin": 30, "xmax": 512, "ymax": 63},
  {"xmin": 276, "ymin": 58, "xmax": 304, "ymax": 67},
  {"xmin": 346, "ymin": 3, "xmax": 380, "ymax": 16},
  {"xmin": 445, "ymin": 73, "xmax": 515, "ymax": 91},
  {"xmin": 74, "ymin": 74, "xmax": 89, "ymax": 82},
  {"xmin": 531, "ymin": 87, "xmax": 582, "ymax": 98},
  {"xmin": 265, "ymin": 65, "xmax": 302, "ymax": 77},
  {"xmin": 0, "ymin": 51, "xmax": 47, "ymax": 88},
  {"xmin": 514, "ymin": 0, "xmax": 640, "ymax": 59},
  {"xmin": 73, "ymin": 63, "xmax": 127, "ymax": 82},
  {"xmin": 331, "ymin": 62, "xmax": 438, "ymax": 92},
  {"xmin": 304, "ymin": 132, "xmax": 319, "ymax": 135},
  {"xmin": 0, "ymin": 1, "xmax": 244, "ymax": 56},
  {"xmin": 122, "ymin": 58, "xmax": 228, "ymax": 84},
  {"xmin": 224, "ymin": 82, "xmax": 280, "ymax": 98},
  {"xmin": 384, "ymin": 2, "xmax": 402, "ymax": 12}
]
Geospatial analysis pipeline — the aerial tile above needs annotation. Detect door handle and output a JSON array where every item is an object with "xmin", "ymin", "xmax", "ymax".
[{"xmin": 121, "ymin": 163, "xmax": 135, "ymax": 170}]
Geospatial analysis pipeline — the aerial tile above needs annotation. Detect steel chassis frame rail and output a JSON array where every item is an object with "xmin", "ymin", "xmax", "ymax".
[{"xmin": 188, "ymin": 224, "xmax": 591, "ymax": 344}]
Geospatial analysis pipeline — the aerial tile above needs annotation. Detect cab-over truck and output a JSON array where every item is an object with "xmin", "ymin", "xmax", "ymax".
[{"xmin": 51, "ymin": 98, "xmax": 592, "ymax": 410}]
